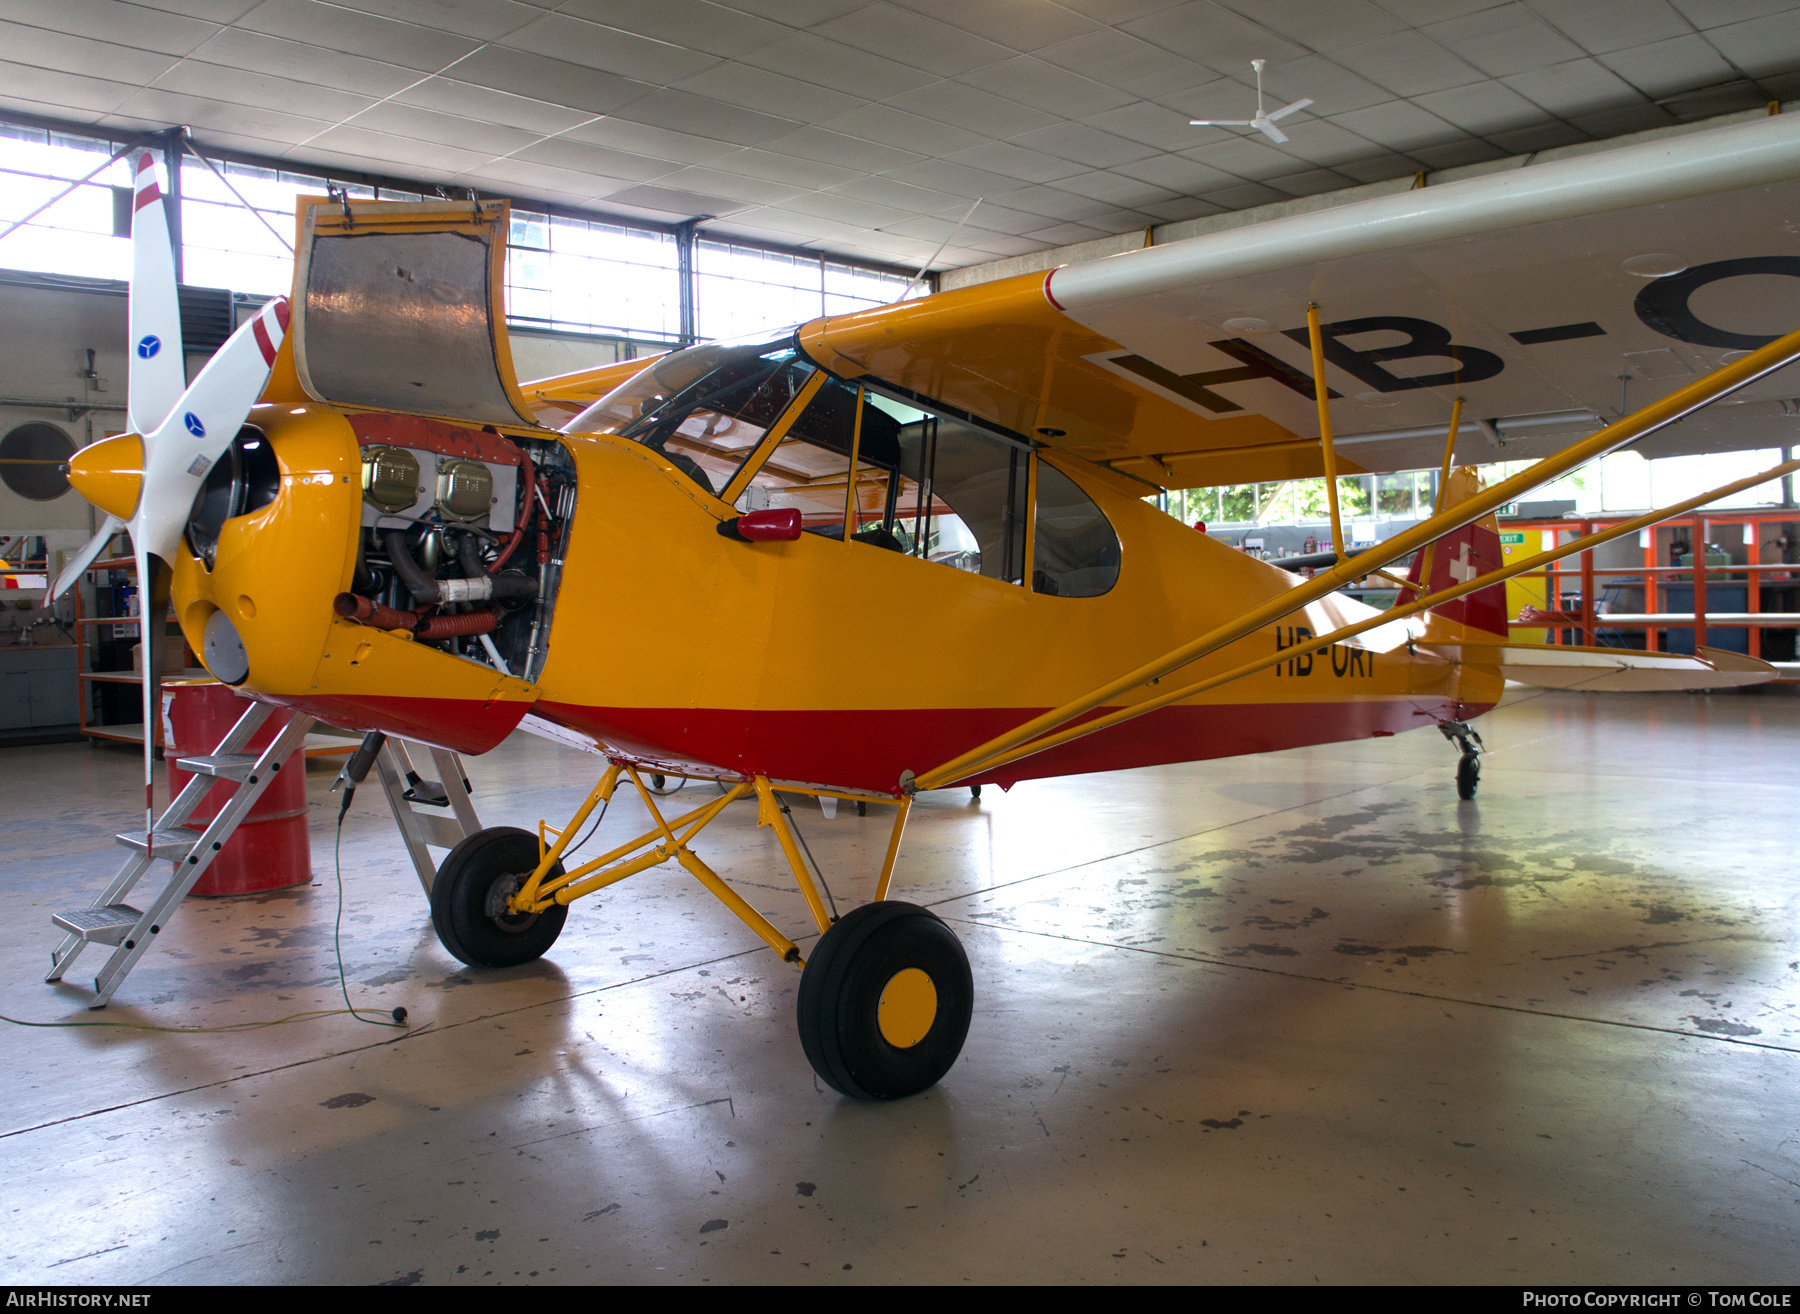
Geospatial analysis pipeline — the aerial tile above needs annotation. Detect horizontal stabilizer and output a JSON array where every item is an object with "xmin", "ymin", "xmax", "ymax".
[{"xmin": 1419, "ymin": 642, "xmax": 1777, "ymax": 692}]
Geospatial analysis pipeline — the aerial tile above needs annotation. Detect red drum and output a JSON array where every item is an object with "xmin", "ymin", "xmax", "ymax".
[{"xmin": 162, "ymin": 680, "xmax": 312, "ymax": 896}]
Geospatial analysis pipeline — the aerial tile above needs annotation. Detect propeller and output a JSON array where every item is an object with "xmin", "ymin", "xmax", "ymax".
[
  {"xmin": 54, "ymin": 147, "xmax": 292, "ymax": 832},
  {"xmin": 1190, "ymin": 59, "xmax": 1313, "ymax": 145},
  {"xmin": 51, "ymin": 150, "xmax": 184, "ymax": 602}
]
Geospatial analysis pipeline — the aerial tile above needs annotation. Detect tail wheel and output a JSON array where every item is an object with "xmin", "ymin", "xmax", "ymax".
[
  {"xmin": 1456, "ymin": 753, "xmax": 1480, "ymax": 800},
  {"xmin": 430, "ymin": 826, "xmax": 568, "ymax": 968},
  {"xmin": 797, "ymin": 901, "xmax": 973, "ymax": 1101},
  {"xmin": 645, "ymin": 772, "xmax": 685, "ymax": 796}
]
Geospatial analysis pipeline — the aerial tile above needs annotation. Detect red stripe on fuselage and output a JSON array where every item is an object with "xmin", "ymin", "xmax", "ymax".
[
  {"xmin": 258, "ymin": 691, "xmax": 531, "ymax": 755},
  {"xmin": 532, "ymin": 699, "xmax": 1490, "ymax": 793}
]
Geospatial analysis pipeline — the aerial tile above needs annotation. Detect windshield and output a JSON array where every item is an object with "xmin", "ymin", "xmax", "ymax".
[
  {"xmin": 563, "ymin": 332, "xmax": 801, "ymax": 434},
  {"xmin": 562, "ymin": 333, "xmax": 815, "ymax": 497}
]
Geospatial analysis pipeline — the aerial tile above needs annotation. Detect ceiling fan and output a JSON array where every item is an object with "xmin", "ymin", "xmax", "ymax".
[{"xmin": 1190, "ymin": 59, "xmax": 1313, "ymax": 144}]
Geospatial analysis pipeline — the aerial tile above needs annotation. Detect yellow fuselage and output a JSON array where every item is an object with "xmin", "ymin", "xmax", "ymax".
[{"xmin": 168, "ymin": 400, "xmax": 1500, "ymax": 794}]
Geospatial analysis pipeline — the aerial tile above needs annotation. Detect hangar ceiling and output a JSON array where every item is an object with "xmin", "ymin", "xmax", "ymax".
[{"xmin": 3, "ymin": 0, "xmax": 1799, "ymax": 272}]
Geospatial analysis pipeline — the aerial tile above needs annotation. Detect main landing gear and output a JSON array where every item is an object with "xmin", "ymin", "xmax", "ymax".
[
  {"xmin": 423, "ymin": 767, "xmax": 973, "ymax": 1100},
  {"xmin": 797, "ymin": 902, "xmax": 973, "ymax": 1100},
  {"xmin": 1438, "ymin": 719, "xmax": 1485, "ymax": 800},
  {"xmin": 431, "ymin": 826, "xmax": 569, "ymax": 967}
]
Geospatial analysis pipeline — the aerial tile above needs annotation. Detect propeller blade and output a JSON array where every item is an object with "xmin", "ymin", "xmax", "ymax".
[
  {"xmin": 48, "ymin": 514, "xmax": 124, "ymax": 602},
  {"xmin": 127, "ymin": 151, "xmax": 184, "ymax": 437},
  {"xmin": 1264, "ymin": 97, "xmax": 1313, "ymax": 122},
  {"xmin": 1257, "ymin": 121, "xmax": 1292, "ymax": 144},
  {"xmin": 133, "ymin": 297, "xmax": 288, "ymax": 561},
  {"xmin": 1190, "ymin": 119, "xmax": 1254, "ymax": 126},
  {"xmin": 138, "ymin": 548, "xmax": 174, "ymax": 837}
]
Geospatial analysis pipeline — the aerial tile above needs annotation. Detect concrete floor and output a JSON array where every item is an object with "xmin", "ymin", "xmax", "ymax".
[{"xmin": 1, "ymin": 688, "xmax": 1797, "ymax": 1285}]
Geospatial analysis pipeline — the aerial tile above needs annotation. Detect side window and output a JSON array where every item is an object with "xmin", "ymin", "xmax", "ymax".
[
  {"xmin": 733, "ymin": 378, "xmax": 1029, "ymax": 585},
  {"xmin": 731, "ymin": 374, "xmax": 861, "ymax": 523},
  {"xmin": 1033, "ymin": 463, "xmax": 1120, "ymax": 597},
  {"xmin": 865, "ymin": 391, "xmax": 1028, "ymax": 582}
]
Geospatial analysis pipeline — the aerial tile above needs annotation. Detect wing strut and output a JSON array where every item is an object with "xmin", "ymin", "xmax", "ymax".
[
  {"xmin": 910, "ymin": 321, "xmax": 1800, "ymax": 793},
  {"xmin": 926, "ymin": 451, "xmax": 1800, "ymax": 787},
  {"xmin": 1408, "ymin": 395, "xmax": 1466, "ymax": 603},
  {"xmin": 1304, "ymin": 302, "xmax": 1346, "ymax": 559}
]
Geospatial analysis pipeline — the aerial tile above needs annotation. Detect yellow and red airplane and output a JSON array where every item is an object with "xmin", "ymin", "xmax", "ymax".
[{"xmin": 50, "ymin": 111, "xmax": 1800, "ymax": 1098}]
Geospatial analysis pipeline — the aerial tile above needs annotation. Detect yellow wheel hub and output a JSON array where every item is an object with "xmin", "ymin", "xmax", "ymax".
[{"xmin": 877, "ymin": 967, "xmax": 937, "ymax": 1049}]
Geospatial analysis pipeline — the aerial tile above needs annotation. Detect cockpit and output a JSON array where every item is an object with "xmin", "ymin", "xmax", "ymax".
[{"xmin": 567, "ymin": 332, "xmax": 1125, "ymax": 597}]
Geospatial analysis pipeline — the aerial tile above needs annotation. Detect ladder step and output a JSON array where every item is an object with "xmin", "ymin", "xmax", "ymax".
[
  {"xmin": 115, "ymin": 828, "xmax": 198, "ymax": 859},
  {"xmin": 174, "ymin": 753, "xmax": 258, "ymax": 781},
  {"xmin": 52, "ymin": 904, "xmax": 143, "ymax": 945}
]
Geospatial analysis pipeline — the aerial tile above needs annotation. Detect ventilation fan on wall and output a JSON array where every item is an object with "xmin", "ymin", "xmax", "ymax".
[{"xmin": 1191, "ymin": 59, "xmax": 1314, "ymax": 144}]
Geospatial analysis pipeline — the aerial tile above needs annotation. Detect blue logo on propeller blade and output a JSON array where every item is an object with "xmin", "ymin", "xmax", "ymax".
[
  {"xmin": 136, "ymin": 335, "xmax": 161, "ymax": 359},
  {"xmin": 184, "ymin": 412, "xmax": 205, "ymax": 438}
]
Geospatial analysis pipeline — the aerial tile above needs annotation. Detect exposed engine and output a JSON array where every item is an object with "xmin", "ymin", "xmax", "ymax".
[{"xmin": 331, "ymin": 413, "xmax": 573, "ymax": 682}]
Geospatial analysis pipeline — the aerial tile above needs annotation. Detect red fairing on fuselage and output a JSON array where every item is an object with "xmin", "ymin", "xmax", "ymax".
[{"xmin": 533, "ymin": 694, "xmax": 1472, "ymax": 794}]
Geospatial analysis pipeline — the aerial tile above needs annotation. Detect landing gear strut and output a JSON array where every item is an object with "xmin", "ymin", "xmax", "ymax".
[{"xmin": 1438, "ymin": 719, "xmax": 1484, "ymax": 800}]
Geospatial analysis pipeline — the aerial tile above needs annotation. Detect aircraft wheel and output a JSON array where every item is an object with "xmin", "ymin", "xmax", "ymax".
[
  {"xmin": 969, "ymin": 784, "xmax": 981, "ymax": 803},
  {"xmin": 856, "ymin": 800, "xmax": 867, "ymax": 817},
  {"xmin": 645, "ymin": 772, "xmax": 684, "ymax": 796},
  {"xmin": 430, "ymin": 826, "xmax": 567, "ymax": 968},
  {"xmin": 796, "ymin": 901, "xmax": 973, "ymax": 1101},
  {"xmin": 1456, "ymin": 753, "xmax": 1480, "ymax": 800}
]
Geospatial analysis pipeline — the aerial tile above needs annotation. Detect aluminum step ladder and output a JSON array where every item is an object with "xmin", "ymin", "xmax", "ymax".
[
  {"xmin": 47, "ymin": 699, "xmax": 315, "ymax": 1007},
  {"xmin": 46, "ymin": 705, "xmax": 486, "ymax": 1007},
  {"xmin": 369, "ymin": 738, "xmax": 483, "ymax": 895}
]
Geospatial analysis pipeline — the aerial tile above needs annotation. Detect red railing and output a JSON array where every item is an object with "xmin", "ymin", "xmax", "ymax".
[{"xmin": 1504, "ymin": 511, "xmax": 1800, "ymax": 667}]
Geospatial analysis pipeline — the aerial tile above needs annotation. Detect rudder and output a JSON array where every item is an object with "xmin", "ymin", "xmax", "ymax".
[{"xmin": 1401, "ymin": 467, "xmax": 1509, "ymax": 639}]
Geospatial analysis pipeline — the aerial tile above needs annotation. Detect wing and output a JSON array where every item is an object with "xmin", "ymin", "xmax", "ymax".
[
  {"xmin": 520, "ymin": 356, "xmax": 665, "ymax": 428},
  {"xmin": 800, "ymin": 113, "xmax": 1800, "ymax": 490}
]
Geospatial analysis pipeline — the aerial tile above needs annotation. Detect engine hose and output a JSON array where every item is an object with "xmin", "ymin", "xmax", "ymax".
[
  {"xmin": 334, "ymin": 592, "xmax": 499, "ymax": 640},
  {"xmin": 333, "ymin": 592, "xmax": 418, "ymax": 631},
  {"xmin": 383, "ymin": 528, "xmax": 442, "ymax": 603},
  {"xmin": 490, "ymin": 448, "xmax": 535, "ymax": 575},
  {"xmin": 415, "ymin": 607, "xmax": 501, "ymax": 639},
  {"xmin": 454, "ymin": 527, "xmax": 484, "ymax": 578},
  {"xmin": 383, "ymin": 528, "xmax": 536, "ymax": 605}
]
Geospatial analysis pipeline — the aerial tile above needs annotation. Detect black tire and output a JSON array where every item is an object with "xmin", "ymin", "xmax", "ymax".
[
  {"xmin": 430, "ymin": 826, "xmax": 568, "ymax": 968},
  {"xmin": 1456, "ymin": 753, "xmax": 1480, "ymax": 800},
  {"xmin": 969, "ymin": 785, "xmax": 981, "ymax": 802},
  {"xmin": 796, "ymin": 901, "xmax": 973, "ymax": 1100},
  {"xmin": 856, "ymin": 800, "xmax": 867, "ymax": 817}
]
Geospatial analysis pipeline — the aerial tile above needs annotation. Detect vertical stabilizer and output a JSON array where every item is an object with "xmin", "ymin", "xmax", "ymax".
[{"xmin": 1402, "ymin": 467, "xmax": 1509, "ymax": 638}]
